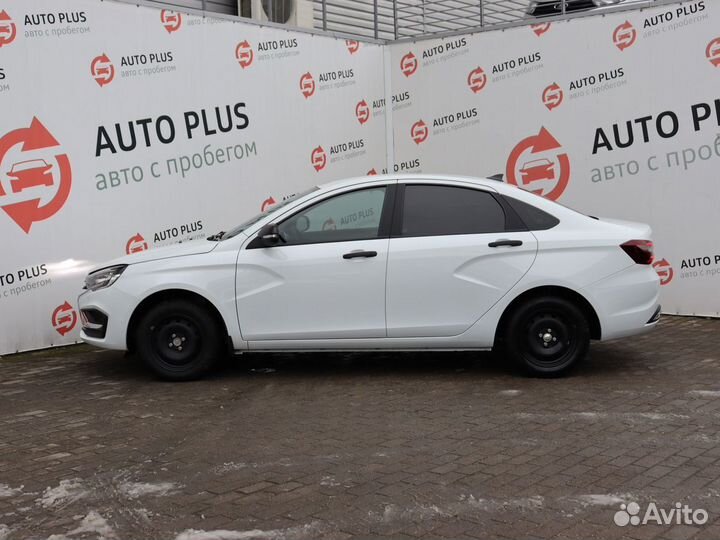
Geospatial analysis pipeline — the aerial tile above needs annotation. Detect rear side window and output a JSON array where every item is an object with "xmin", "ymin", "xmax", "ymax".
[
  {"xmin": 399, "ymin": 185, "xmax": 506, "ymax": 237},
  {"xmin": 503, "ymin": 196, "xmax": 559, "ymax": 230}
]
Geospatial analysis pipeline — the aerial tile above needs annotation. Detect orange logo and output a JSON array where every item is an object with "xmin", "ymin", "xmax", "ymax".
[
  {"xmin": 653, "ymin": 258, "xmax": 674, "ymax": 286},
  {"xmin": 542, "ymin": 83, "xmax": 563, "ymax": 111},
  {"xmin": 125, "ymin": 233, "xmax": 149, "ymax": 255},
  {"xmin": 356, "ymin": 100, "xmax": 370, "ymax": 125},
  {"xmin": 613, "ymin": 21, "xmax": 636, "ymax": 51},
  {"xmin": 346, "ymin": 40, "xmax": 360, "ymax": 54},
  {"xmin": 300, "ymin": 72, "xmax": 315, "ymax": 98},
  {"xmin": 506, "ymin": 127, "xmax": 570, "ymax": 201},
  {"xmin": 0, "ymin": 10, "xmax": 16, "ymax": 48},
  {"xmin": 706, "ymin": 37, "xmax": 720, "ymax": 67},
  {"xmin": 531, "ymin": 22, "xmax": 551, "ymax": 37},
  {"xmin": 236, "ymin": 40, "xmax": 254, "ymax": 69},
  {"xmin": 52, "ymin": 301, "xmax": 77, "ymax": 336},
  {"xmin": 0, "ymin": 118, "xmax": 72, "ymax": 233},
  {"xmin": 467, "ymin": 67, "xmax": 487, "ymax": 94},
  {"xmin": 311, "ymin": 146, "xmax": 327, "ymax": 172},
  {"xmin": 261, "ymin": 196, "xmax": 276, "ymax": 212},
  {"xmin": 160, "ymin": 10, "xmax": 182, "ymax": 33},
  {"xmin": 367, "ymin": 168, "xmax": 378, "ymax": 175},
  {"xmin": 410, "ymin": 120, "xmax": 428, "ymax": 145},
  {"xmin": 91, "ymin": 53, "xmax": 115, "ymax": 87},
  {"xmin": 400, "ymin": 52, "xmax": 418, "ymax": 77}
]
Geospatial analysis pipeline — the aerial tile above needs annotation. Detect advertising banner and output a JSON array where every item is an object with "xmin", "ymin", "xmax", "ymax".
[
  {"xmin": 0, "ymin": 0, "xmax": 387, "ymax": 354},
  {"xmin": 389, "ymin": 0, "xmax": 719, "ymax": 317}
]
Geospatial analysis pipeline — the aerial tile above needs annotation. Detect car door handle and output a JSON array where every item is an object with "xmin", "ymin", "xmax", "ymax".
[
  {"xmin": 343, "ymin": 250, "xmax": 378, "ymax": 259},
  {"xmin": 488, "ymin": 239, "xmax": 523, "ymax": 248}
]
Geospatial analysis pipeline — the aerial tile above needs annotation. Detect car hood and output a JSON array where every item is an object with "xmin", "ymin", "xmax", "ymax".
[{"xmin": 89, "ymin": 240, "xmax": 218, "ymax": 272}]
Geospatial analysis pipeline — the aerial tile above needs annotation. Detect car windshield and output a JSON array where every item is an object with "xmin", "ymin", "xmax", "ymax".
[{"xmin": 219, "ymin": 186, "xmax": 319, "ymax": 240}]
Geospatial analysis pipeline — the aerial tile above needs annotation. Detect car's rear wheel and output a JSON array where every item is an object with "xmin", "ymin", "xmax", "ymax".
[
  {"xmin": 135, "ymin": 299, "xmax": 222, "ymax": 381},
  {"xmin": 503, "ymin": 296, "xmax": 589, "ymax": 377}
]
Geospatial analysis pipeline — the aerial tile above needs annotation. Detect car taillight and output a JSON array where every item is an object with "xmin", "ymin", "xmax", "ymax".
[{"xmin": 620, "ymin": 240, "xmax": 654, "ymax": 265}]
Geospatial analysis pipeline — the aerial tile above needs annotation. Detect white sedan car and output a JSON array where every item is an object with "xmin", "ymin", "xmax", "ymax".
[{"xmin": 79, "ymin": 175, "xmax": 660, "ymax": 380}]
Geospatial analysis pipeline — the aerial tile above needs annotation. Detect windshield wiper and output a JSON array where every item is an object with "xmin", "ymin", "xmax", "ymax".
[{"xmin": 207, "ymin": 231, "xmax": 226, "ymax": 241}]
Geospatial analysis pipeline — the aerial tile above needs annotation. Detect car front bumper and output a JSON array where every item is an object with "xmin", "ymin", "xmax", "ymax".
[{"xmin": 78, "ymin": 287, "xmax": 137, "ymax": 351}]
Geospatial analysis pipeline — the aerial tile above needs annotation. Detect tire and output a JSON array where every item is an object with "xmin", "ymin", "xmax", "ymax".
[
  {"xmin": 502, "ymin": 296, "xmax": 590, "ymax": 377},
  {"xmin": 135, "ymin": 299, "xmax": 223, "ymax": 381}
]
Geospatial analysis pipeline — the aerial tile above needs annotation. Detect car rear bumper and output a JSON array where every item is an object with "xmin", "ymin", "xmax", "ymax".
[{"xmin": 582, "ymin": 263, "xmax": 661, "ymax": 341}]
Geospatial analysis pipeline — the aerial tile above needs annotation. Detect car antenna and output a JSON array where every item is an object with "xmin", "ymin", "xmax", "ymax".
[{"xmin": 487, "ymin": 173, "xmax": 504, "ymax": 182}]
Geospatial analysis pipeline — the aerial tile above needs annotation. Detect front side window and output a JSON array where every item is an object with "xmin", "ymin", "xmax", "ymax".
[
  {"xmin": 399, "ymin": 185, "xmax": 506, "ymax": 237},
  {"xmin": 278, "ymin": 187, "xmax": 387, "ymax": 245},
  {"xmin": 222, "ymin": 186, "xmax": 319, "ymax": 240}
]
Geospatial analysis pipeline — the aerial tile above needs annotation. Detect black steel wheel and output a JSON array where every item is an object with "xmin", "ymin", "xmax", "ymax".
[
  {"xmin": 135, "ymin": 299, "xmax": 222, "ymax": 381},
  {"xmin": 503, "ymin": 296, "xmax": 590, "ymax": 377}
]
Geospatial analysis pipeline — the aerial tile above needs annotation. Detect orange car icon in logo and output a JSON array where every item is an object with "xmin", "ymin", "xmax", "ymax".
[
  {"xmin": 519, "ymin": 158, "xmax": 555, "ymax": 183},
  {"xmin": 7, "ymin": 159, "xmax": 54, "ymax": 193}
]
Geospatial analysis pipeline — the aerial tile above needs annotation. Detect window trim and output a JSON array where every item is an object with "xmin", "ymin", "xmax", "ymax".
[
  {"xmin": 391, "ymin": 183, "xmax": 525, "ymax": 239},
  {"xmin": 248, "ymin": 184, "xmax": 396, "ymax": 249},
  {"xmin": 500, "ymin": 194, "xmax": 560, "ymax": 231}
]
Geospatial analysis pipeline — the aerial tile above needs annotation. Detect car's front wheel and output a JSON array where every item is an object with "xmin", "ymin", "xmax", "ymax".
[
  {"xmin": 135, "ymin": 299, "xmax": 222, "ymax": 381},
  {"xmin": 503, "ymin": 296, "xmax": 590, "ymax": 377}
]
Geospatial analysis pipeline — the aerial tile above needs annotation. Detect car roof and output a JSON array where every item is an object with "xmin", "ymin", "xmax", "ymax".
[
  {"xmin": 317, "ymin": 173, "xmax": 506, "ymax": 192},
  {"xmin": 521, "ymin": 158, "xmax": 552, "ymax": 167},
  {"xmin": 10, "ymin": 159, "xmax": 51, "ymax": 171}
]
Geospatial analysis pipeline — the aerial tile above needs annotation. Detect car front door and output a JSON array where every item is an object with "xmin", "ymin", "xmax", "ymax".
[
  {"xmin": 236, "ymin": 184, "xmax": 394, "ymax": 342},
  {"xmin": 386, "ymin": 183, "xmax": 538, "ymax": 338}
]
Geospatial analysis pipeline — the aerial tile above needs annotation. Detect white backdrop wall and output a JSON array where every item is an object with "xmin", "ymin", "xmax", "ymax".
[
  {"xmin": 389, "ymin": 0, "xmax": 720, "ymax": 318},
  {"xmin": 2, "ymin": 0, "xmax": 718, "ymax": 356},
  {"xmin": 0, "ymin": 0, "xmax": 388, "ymax": 354}
]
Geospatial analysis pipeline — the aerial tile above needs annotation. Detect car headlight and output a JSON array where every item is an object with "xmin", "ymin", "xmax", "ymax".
[{"xmin": 84, "ymin": 265, "xmax": 127, "ymax": 291}]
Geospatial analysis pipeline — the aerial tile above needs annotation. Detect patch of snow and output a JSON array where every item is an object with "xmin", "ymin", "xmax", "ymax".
[
  {"xmin": 118, "ymin": 481, "xmax": 179, "ymax": 498},
  {"xmin": 692, "ymin": 434, "xmax": 720, "ymax": 444},
  {"xmin": 517, "ymin": 412, "xmax": 689, "ymax": 422},
  {"xmin": 374, "ymin": 495, "xmax": 545, "ymax": 524},
  {"xmin": 689, "ymin": 390, "xmax": 720, "ymax": 398},
  {"xmin": 635, "ymin": 413, "xmax": 689, "ymax": 421},
  {"xmin": 499, "ymin": 390, "xmax": 521, "ymax": 396},
  {"xmin": 510, "ymin": 495, "xmax": 544, "ymax": 509},
  {"xmin": 378, "ymin": 503, "xmax": 448, "ymax": 522},
  {"xmin": 214, "ymin": 462, "xmax": 247, "ymax": 474},
  {"xmin": 320, "ymin": 476, "xmax": 340, "ymax": 487},
  {"xmin": 36, "ymin": 479, "xmax": 87, "ymax": 508},
  {"xmin": 0, "ymin": 524, "xmax": 10, "ymax": 540},
  {"xmin": 573, "ymin": 494, "xmax": 630, "ymax": 507},
  {"xmin": 68, "ymin": 511, "xmax": 117, "ymax": 539},
  {"xmin": 133, "ymin": 508, "xmax": 153, "ymax": 522},
  {"xmin": 175, "ymin": 521, "xmax": 322, "ymax": 540},
  {"xmin": 0, "ymin": 484, "xmax": 22, "ymax": 498}
]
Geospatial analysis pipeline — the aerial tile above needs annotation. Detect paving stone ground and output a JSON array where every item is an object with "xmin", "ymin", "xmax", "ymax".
[{"xmin": 2, "ymin": 315, "xmax": 720, "ymax": 539}]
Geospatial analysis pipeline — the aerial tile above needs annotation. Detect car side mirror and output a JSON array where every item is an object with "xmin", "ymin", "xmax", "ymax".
[{"xmin": 257, "ymin": 223, "xmax": 283, "ymax": 247}]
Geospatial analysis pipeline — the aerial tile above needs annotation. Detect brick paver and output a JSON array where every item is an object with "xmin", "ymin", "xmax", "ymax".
[{"xmin": 1, "ymin": 316, "xmax": 720, "ymax": 539}]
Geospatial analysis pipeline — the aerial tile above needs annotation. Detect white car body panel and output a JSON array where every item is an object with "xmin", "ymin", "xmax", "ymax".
[
  {"xmin": 386, "ymin": 231, "xmax": 538, "ymax": 337},
  {"xmin": 79, "ymin": 174, "xmax": 660, "ymax": 357},
  {"xmin": 236, "ymin": 238, "xmax": 389, "ymax": 340}
]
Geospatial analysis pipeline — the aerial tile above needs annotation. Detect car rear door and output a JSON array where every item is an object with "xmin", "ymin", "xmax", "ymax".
[{"xmin": 386, "ymin": 182, "xmax": 538, "ymax": 338}]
